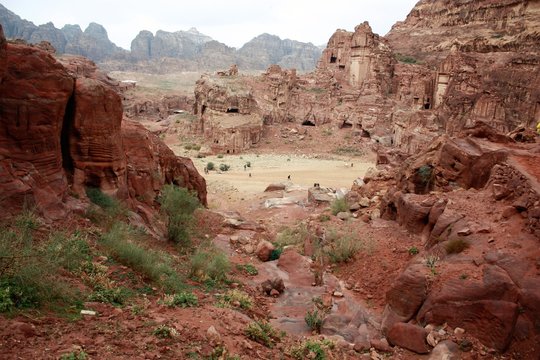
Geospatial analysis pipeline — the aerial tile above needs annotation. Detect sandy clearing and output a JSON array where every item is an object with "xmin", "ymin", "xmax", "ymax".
[{"xmin": 192, "ymin": 153, "xmax": 374, "ymax": 199}]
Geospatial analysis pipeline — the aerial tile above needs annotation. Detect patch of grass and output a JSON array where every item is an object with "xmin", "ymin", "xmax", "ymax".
[
  {"xmin": 59, "ymin": 351, "xmax": 88, "ymax": 360},
  {"xmin": 245, "ymin": 321, "xmax": 281, "ymax": 348},
  {"xmin": 0, "ymin": 217, "xmax": 86, "ymax": 312},
  {"xmin": 330, "ymin": 197, "xmax": 348, "ymax": 216},
  {"xmin": 99, "ymin": 222, "xmax": 186, "ymax": 293},
  {"xmin": 324, "ymin": 229, "xmax": 364, "ymax": 264},
  {"xmin": 425, "ymin": 255, "xmax": 439, "ymax": 275},
  {"xmin": 190, "ymin": 248, "xmax": 230, "ymax": 283},
  {"xmin": 305, "ymin": 309, "xmax": 324, "ymax": 333},
  {"xmin": 217, "ymin": 289, "xmax": 253, "ymax": 309},
  {"xmin": 153, "ymin": 325, "xmax": 177, "ymax": 338},
  {"xmin": 408, "ymin": 246, "xmax": 419, "ymax": 255},
  {"xmin": 88, "ymin": 286, "xmax": 131, "ymax": 306},
  {"xmin": 159, "ymin": 184, "xmax": 200, "ymax": 246},
  {"xmin": 85, "ymin": 187, "xmax": 126, "ymax": 218},
  {"xmin": 319, "ymin": 214, "xmax": 331, "ymax": 222},
  {"xmin": 445, "ymin": 238, "xmax": 470, "ymax": 254},
  {"xmin": 219, "ymin": 164, "xmax": 230, "ymax": 172},
  {"xmin": 290, "ymin": 339, "xmax": 334, "ymax": 360},
  {"xmin": 236, "ymin": 263, "xmax": 258, "ymax": 276},
  {"xmin": 275, "ymin": 223, "xmax": 311, "ymax": 250},
  {"xmin": 162, "ymin": 292, "xmax": 198, "ymax": 308}
]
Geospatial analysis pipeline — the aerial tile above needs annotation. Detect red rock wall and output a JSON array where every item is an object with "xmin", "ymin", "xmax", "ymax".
[
  {"xmin": 0, "ymin": 27, "xmax": 207, "ymax": 219},
  {"xmin": 0, "ymin": 38, "xmax": 74, "ymax": 219}
]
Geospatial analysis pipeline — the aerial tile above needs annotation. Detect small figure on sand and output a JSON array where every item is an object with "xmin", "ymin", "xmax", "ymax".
[
  {"xmin": 287, "ymin": 174, "xmax": 291, "ymax": 180},
  {"xmin": 249, "ymin": 173, "xmax": 252, "ymax": 177}
]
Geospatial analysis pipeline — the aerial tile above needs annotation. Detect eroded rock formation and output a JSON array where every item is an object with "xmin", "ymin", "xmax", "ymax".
[{"xmin": 0, "ymin": 26, "xmax": 206, "ymax": 222}]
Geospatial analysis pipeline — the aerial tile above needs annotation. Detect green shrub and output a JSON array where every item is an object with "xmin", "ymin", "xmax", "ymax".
[
  {"xmin": 275, "ymin": 223, "xmax": 310, "ymax": 249},
  {"xmin": 245, "ymin": 321, "xmax": 280, "ymax": 348},
  {"xmin": 290, "ymin": 339, "xmax": 334, "ymax": 360},
  {"xmin": 184, "ymin": 144, "xmax": 193, "ymax": 150},
  {"xmin": 153, "ymin": 325, "xmax": 177, "ymax": 338},
  {"xmin": 0, "ymin": 220, "xmax": 83, "ymax": 312},
  {"xmin": 445, "ymin": 238, "xmax": 470, "ymax": 254},
  {"xmin": 219, "ymin": 164, "xmax": 230, "ymax": 172},
  {"xmin": 190, "ymin": 249, "xmax": 230, "ymax": 282},
  {"xmin": 88, "ymin": 286, "xmax": 130, "ymax": 306},
  {"xmin": 396, "ymin": 53, "xmax": 418, "ymax": 64},
  {"xmin": 60, "ymin": 351, "xmax": 88, "ymax": 360},
  {"xmin": 100, "ymin": 222, "xmax": 186, "ymax": 293},
  {"xmin": 269, "ymin": 247, "xmax": 283, "ymax": 261},
  {"xmin": 163, "ymin": 292, "xmax": 198, "ymax": 308},
  {"xmin": 330, "ymin": 198, "xmax": 348, "ymax": 216},
  {"xmin": 217, "ymin": 154, "xmax": 224, "ymax": 159},
  {"xmin": 218, "ymin": 289, "xmax": 253, "ymax": 309},
  {"xmin": 305, "ymin": 309, "xmax": 324, "ymax": 333},
  {"xmin": 206, "ymin": 162, "xmax": 215, "ymax": 171},
  {"xmin": 236, "ymin": 263, "xmax": 258, "ymax": 276},
  {"xmin": 159, "ymin": 184, "xmax": 200, "ymax": 246},
  {"xmin": 408, "ymin": 246, "xmax": 419, "ymax": 255},
  {"xmin": 324, "ymin": 230, "xmax": 364, "ymax": 264},
  {"xmin": 85, "ymin": 187, "xmax": 126, "ymax": 218}
]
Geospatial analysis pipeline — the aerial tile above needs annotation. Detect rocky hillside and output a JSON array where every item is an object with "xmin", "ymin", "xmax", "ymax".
[
  {"xmin": 385, "ymin": 0, "xmax": 540, "ymax": 63},
  {"xmin": 0, "ymin": 4, "xmax": 321, "ymax": 71}
]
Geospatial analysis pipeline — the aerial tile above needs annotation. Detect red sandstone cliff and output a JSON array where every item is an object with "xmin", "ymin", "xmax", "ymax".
[{"xmin": 0, "ymin": 24, "xmax": 206, "ymax": 221}]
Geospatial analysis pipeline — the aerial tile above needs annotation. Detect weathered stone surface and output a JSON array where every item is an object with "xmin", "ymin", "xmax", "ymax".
[
  {"xmin": 382, "ymin": 263, "xmax": 429, "ymax": 332},
  {"xmin": 255, "ymin": 240, "xmax": 275, "ymax": 262},
  {"xmin": 0, "ymin": 41, "xmax": 74, "ymax": 218},
  {"xmin": 417, "ymin": 266, "xmax": 520, "ymax": 352},
  {"xmin": 387, "ymin": 322, "xmax": 429, "ymax": 354}
]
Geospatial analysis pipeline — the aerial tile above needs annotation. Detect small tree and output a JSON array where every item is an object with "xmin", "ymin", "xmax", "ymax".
[{"xmin": 159, "ymin": 185, "xmax": 200, "ymax": 246}]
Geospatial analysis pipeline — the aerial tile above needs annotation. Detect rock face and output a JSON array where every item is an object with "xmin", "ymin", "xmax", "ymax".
[
  {"xmin": 0, "ymin": 30, "xmax": 206, "ymax": 220},
  {"xmin": 0, "ymin": 33, "xmax": 74, "ymax": 219},
  {"xmin": 386, "ymin": 0, "xmax": 540, "ymax": 64}
]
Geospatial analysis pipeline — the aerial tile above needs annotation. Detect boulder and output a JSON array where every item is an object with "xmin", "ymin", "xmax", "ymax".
[
  {"xmin": 260, "ymin": 277, "xmax": 285, "ymax": 295},
  {"xmin": 387, "ymin": 322, "xmax": 429, "ymax": 354},
  {"xmin": 428, "ymin": 340, "xmax": 460, "ymax": 360},
  {"xmin": 255, "ymin": 240, "xmax": 275, "ymax": 262}
]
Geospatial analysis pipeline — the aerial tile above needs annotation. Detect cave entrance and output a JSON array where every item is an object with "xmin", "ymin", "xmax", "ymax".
[
  {"xmin": 424, "ymin": 98, "xmax": 432, "ymax": 110},
  {"xmin": 330, "ymin": 55, "xmax": 337, "ymax": 63},
  {"xmin": 302, "ymin": 119, "xmax": 316, "ymax": 126},
  {"xmin": 361, "ymin": 129, "xmax": 371, "ymax": 138},
  {"xmin": 201, "ymin": 105, "xmax": 207, "ymax": 115},
  {"xmin": 226, "ymin": 107, "xmax": 239, "ymax": 113}
]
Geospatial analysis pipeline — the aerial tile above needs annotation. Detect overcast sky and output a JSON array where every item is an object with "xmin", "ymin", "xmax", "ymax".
[{"xmin": 2, "ymin": 0, "xmax": 419, "ymax": 49}]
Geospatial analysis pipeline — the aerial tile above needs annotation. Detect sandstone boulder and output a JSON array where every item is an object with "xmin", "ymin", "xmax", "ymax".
[
  {"xmin": 387, "ymin": 322, "xmax": 429, "ymax": 354},
  {"xmin": 255, "ymin": 240, "xmax": 275, "ymax": 262}
]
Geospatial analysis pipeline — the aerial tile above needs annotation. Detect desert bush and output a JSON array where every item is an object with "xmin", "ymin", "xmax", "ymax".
[
  {"xmin": 245, "ymin": 321, "xmax": 281, "ymax": 348},
  {"xmin": 219, "ymin": 163, "xmax": 230, "ymax": 171},
  {"xmin": 190, "ymin": 248, "xmax": 230, "ymax": 282},
  {"xmin": 218, "ymin": 289, "xmax": 253, "ymax": 309},
  {"xmin": 206, "ymin": 162, "xmax": 215, "ymax": 171},
  {"xmin": 88, "ymin": 286, "xmax": 131, "ymax": 306},
  {"xmin": 408, "ymin": 246, "xmax": 419, "ymax": 255},
  {"xmin": 305, "ymin": 309, "xmax": 324, "ymax": 333},
  {"xmin": 396, "ymin": 53, "xmax": 418, "ymax": 64},
  {"xmin": 324, "ymin": 230, "xmax": 362, "ymax": 263},
  {"xmin": 330, "ymin": 198, "xmax": 348, "ymax": 216},
  {"xmin": 159, "ymin": 184, "xmax": 200, "ymax": 246},
  {"xmin": 153, "ymin": 325, "xmax": 177, "ymax": 338},
  {"xmin": 86, "ymin": 187, "xmax": 126, "ymax": 218},
  {"xmin": 275, "ymin": 223, "xmax": 311, "ymax": 249},
  {"xmin": 236, "ymin": 263, "xmax": 258, "ymax": 276},
  {"xmin": 99, "ymin": 222, "xmax": 186, "ymax": 293},
  {"xmin": 445, "ymin": 238, "xmax": 470, "ymax": 254},
  {"xmin": 217, "ymin": 154, "xmax": 224, "ymax": 159},
  {"xmin": 163, "ymin": 291, "xmax": 198, "ymax": 308},
  {"xmin": 290, "ymin": 339, "xmax": 334, "ymax": 360},
  {"xmin": 60, "ymin": 351, "xmax": 88, "ymax": 360},
  {"xmin": 0, "ymin": 217, "xmax": 85, "ymax": 312}
]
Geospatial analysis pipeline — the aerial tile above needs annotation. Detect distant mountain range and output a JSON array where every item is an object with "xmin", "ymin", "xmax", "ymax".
[{"xmin": 0, "ymin": 4, "xmax": 321, "ymax": 71}]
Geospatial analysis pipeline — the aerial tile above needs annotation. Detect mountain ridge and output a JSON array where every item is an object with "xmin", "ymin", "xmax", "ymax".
[{"xmin": 0, "ymin": 3, "xmax": 321, "ymax": 71}]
